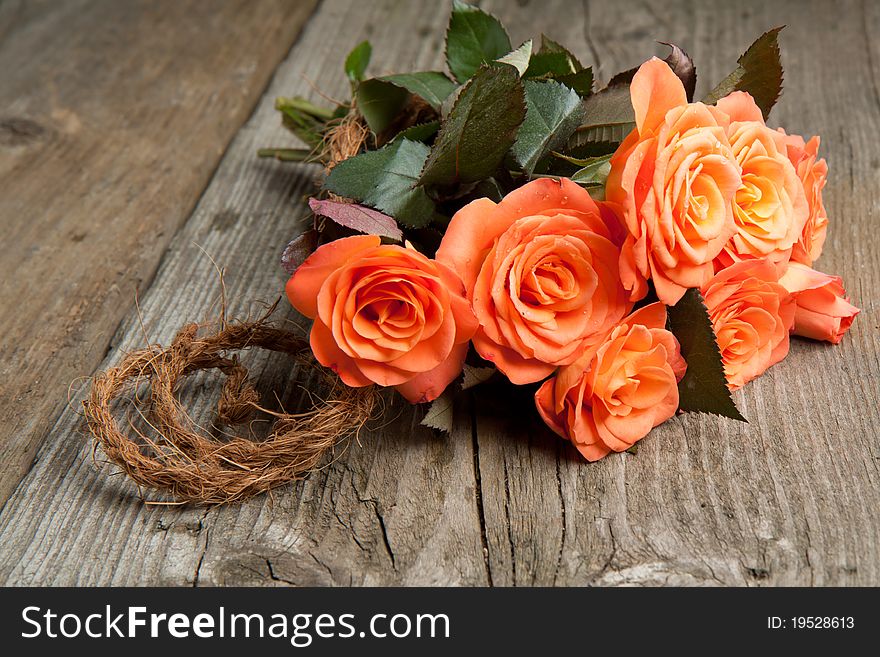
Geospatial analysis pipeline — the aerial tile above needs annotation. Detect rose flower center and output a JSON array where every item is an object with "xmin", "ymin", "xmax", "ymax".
[
  {"xmin": 520, "ymin": 257, "xmax": 578, "ymax": 306},
  {"xmin": 735, "ymin": 171, "xmax": 782, "ymax": 231},
  {"xmin": 354, "ymin": 280, "xmax": 426, "ymax": 343}
]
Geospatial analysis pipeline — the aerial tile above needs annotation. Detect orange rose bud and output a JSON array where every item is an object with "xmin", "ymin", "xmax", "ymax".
[
  {"xmin": 535, "ymin": 303, "xmax": 686, "ymax": 462},
  {"xmin": 779, "ymin": 262, "xmax": 859, "ymax": 344},
  {"xmin": 286, "ymin": 236, "xmax": 478, "ymax": 404},
  {"xmin": 436, "ymin": 177, "xmax": 631, "ymax": 385},
  {"xmin": 702, "ymin": 259, "xmax": 795, "ymax": 390},
  {"xmin": 713, "ymin": 92, "xmax": 809, "ymax": 271},
  {"xmin": 779, "ymin": 132, "xmax": 829, "ymax": 266},
  {"xmin": 606, "ymin": 58, "xmax": 742, "ymax": 306}
]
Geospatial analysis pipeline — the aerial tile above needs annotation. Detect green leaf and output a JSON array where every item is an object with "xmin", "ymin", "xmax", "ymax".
[
  {"xmin": 554, "ymin": 69, "xmax": 594, "ymax": 97},
  {"xmin": 379, "ymin": 72, "xmax": 456, "ymax": 109},
  {"xmin": 396, "ymin": 120, "xmax": 440, "ymax": 143},
  {"xmin": 496, "ymin": 40, "xmax": 533, "ymax": 76},
  {"xmin": 419, "ymin": 65, "xmax": 526, "ymax": 187},
  {"xmin": 540, "ymin": 35, "xmax": 581, "ymax": 61},
  {"xmin": 421, "ymin": 389, "xmax": 455, "ymax": 433},
  {"xmin": 526, "ymin": 51, "xmax": 578, "ymax": 78},
  {"xmin": 566, "ymin": 83, "xmax": 635, "ymax": 152},
  {"xmin": 512, "ymin": 80, "xmax": 586, "ymax": 173},
  {"xmin": 667, "ymin": 288, "xmax": 746, "ymax": 421},
  {"xmin": 562, "ymin": 140, "xmax": 621, "ymax": 161},
  {"xmin": 526, "ymin": 35, "xmax": 580, "ymax": 76},
  {"xmin": 275, "ymin": 96, "xmax": 333, "ymax": 148},
  {"xmin": 324, "ymin": 138, "xmax": 437, "ymax": 228},
  {"xmin": 525, "ymin": 35, "xmax": 592, "ymax": 96},
  {"xmin": 358, "ymin": 73, "xmax": 455, "ymax": 134},
  {"xmin": 568, "ymin": 44, "xmax": 697, "ymax": 148},
  {"xmin": 532, "ymin": 153, "xmax": 610, "ymax": 197},
  {"xmin": 445, "ymin": 0, "xmax": 512, "ymax": 83},
  {"xmin": 704, "ymin": 27, "xmax": 785, "ymax": 120},
  {"xmin": 562, "ymin": 153, "xmax": 612, "ymax": 187},
  {"xmin": 462, "ymin": 364, "xmax": 496, "ymax": 390},
  {"xmin": 345, "ymin": 40, "xmax": 372, "ymax": 83},
  {"xmin": 439, "ymin": 84, "xmax": 464, "ymax": 119},
  {"xmin": 470, "ymin": 177, "xmax": 504, "ymax": 203},
  {"xmin": 356, "ymin": 79, "xmax": 410, "ymax": 134}
]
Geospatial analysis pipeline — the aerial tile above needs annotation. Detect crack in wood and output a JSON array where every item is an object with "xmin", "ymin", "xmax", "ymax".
[
  {"xmin": 368, "ymin": 500, "xmax": 396, "ymax": 569},
  {"xmin": 470, "ymin": 402, "xmax": 493, "ymax": 586},
  {"xmin": 552, "ymin": 445, "xmax": 567, "ymax": 586},
  {"xmin": 501, "ymin": 453, "xmax": 517, "ymax": 586},
  {"xmin": 191, "ymin": 509, "xmax": 211, "ymax": 587},
  {"xmin": 266, "ymin": 558, "xmax": 297, "ymax": 585}
]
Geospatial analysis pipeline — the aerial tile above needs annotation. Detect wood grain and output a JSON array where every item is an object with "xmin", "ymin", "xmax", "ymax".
[
  {"xmin": 0, "ymin": 0, "xmax": 318, "ymax": 508},
  {"xmin": 0, "ymin": 0, "xmax": 878, "ymax": 587}
]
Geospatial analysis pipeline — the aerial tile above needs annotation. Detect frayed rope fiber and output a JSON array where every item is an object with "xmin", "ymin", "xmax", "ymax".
[{"xmin": 82, "ymin": 317, "xmax": 380, "ymax": 505}]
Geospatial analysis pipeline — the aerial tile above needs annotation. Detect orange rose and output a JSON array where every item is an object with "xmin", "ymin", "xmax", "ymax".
[
  {"xmin": 713, "ymin": 92, "xmax": 808, "ymax": 270},
  {"xmin": 779, "ymin": 132, "xmax": 829, "ymax": 266},
  {"xmin": 702, "ymin": 259, "xmax": 795, "ymax": 389},
  {"xmin": 436, "ymin": 178, "xmax": 630, "ymax": 384},
  {"xmin": 779, "ymin": 262, "xmax": 859, "ymax": 344},
  {"xmin": 535, "ymin": 303, "xmax": 686, "ymax": 461},
  {"xmin": 606, "ymin": 57, "xmax": 742, "ymax": 305},
  {"xmin": 286, "ymin": 235, "xmax": 478, "ymax": 403}
]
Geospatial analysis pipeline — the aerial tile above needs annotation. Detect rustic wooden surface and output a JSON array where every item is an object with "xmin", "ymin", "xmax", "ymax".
[
  {"xmin": 0, "ymin": 0, "xmax": 318, "ymax": 508},
  {"xmin": 0, "ymin": 0, "xmax": 878, "ymax": 586}
]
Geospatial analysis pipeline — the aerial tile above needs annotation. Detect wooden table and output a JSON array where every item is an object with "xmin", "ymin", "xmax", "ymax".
[{"xmin": 1, "ymin": 0, "xmax": 878, "ymax": 586}]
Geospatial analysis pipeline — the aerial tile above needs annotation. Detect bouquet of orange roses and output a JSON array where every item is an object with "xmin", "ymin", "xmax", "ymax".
[{"xmin": 265, "ymin": 1, "xmax": 858, "ymax": 461}]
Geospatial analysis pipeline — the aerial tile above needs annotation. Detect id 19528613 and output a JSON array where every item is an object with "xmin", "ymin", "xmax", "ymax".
[{"xmin": 768, "ymin": 617, "xmax": 855, "ymax": 630}]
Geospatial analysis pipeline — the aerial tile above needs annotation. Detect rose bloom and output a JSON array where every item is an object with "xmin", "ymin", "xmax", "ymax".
[
  {"xmin": 701, "ymin": 259, "xmax": 795, "ymax": 389},
  {"xmin": 435, "ymin": 177, "xmax": 630, "ymax": 385},
  {"xmin": 286, "ymin": 235, "xmax": 478, "ymax": 403},
  {"xmin": 535, "ymin": 303, "xmax": 686, "ymax": 462},
  {"xmin": 779, "ymin": 132, "xmax": 829, "ymax": 266},
  {"xmin": 606, "ymin": 57, "xmax": 742, "ymax": 305},
  {"xmin": 779, "ymin": 262, "xmax": 859, "ymax": 344},
  {"xmin": 713, "ymin": 92, "xmax": 808, "ymax": 270}
]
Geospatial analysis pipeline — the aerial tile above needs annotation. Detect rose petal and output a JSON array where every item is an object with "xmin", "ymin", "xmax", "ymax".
[
  {"xmin": 630, "ymin": 57, "xmax": 688, "ymax": 134},
  {"xmin": 472, "ymin": 329, "xmax": 555, "ymax": 385},
  {"xmin": 715, "ymin": 91, "xmax": 764, "ymax": 123},
  {"xmin": 287, "ymin": 235, "xmax": 380, "ymax": 318},
  {"xmin": 309, "ymin": 319, "xmax": 373, "ymax": 387},
  {"xmin": 395, "ymin": 341, "xmax": 469, "ymax": 404},
  {"xmin": 435, "ymin": 198, "xmax": 508, "ymax": 292}
]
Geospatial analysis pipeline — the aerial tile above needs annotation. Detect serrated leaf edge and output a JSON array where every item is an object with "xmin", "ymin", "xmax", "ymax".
[{"xmin": 419, "ymin": 65, "xmax": 526, "ymax": 186}]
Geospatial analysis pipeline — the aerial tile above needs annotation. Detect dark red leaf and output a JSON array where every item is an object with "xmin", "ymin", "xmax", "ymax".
[
  {"xmin": 308, "ymin": 198, "xmax": 403, "ymax": 240},
  {"xmin": 658, "ymin": 42, "xmax": 696, "ymax": 101},
  {"xmin": 605, "ymin": 42, "xmax": 696, "ymax": 101},
  {"xmin": 280, "ymin": 229, "xmax": 318, "ymax": 276}
]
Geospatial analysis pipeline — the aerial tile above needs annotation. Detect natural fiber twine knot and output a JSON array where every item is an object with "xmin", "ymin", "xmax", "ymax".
[
  {"xmin": 82, "ymin": 317, "xmax": 380, "ymax": 505},
  {"xmin": 216, "ymin": 358, "xmax": 260, "ymax": 426}
]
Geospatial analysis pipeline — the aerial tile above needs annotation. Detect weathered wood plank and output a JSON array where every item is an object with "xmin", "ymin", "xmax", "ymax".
[
  {"xmin": 0, "ymin": 0, "xmax": 878, "ymax": 587},
  {"xmin": 0, "ymin": 0, "xmax": 319, "ymax": 508},
  {"xmin": 0, "ymin": 0, "xmax": 490, "ymax": 587}
]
